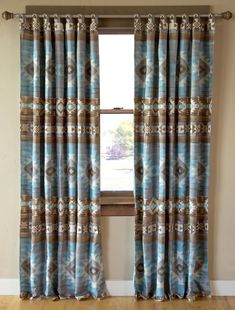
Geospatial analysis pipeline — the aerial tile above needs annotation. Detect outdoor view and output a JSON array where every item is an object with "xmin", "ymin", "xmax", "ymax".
[{"xmin": 99, "ymin": 35, "xmax": 134, "ymax": 191}]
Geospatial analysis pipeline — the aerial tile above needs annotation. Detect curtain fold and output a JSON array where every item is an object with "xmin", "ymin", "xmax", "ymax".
[
  {"xmin": 134, "ymin": 14, "xmax": 215, "ymax": 300},
  {"xmin": 20, "ymin": 14, "xmax": 106, "ymax": 299}
]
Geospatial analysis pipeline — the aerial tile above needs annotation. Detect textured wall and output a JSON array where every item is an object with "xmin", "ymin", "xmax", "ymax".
[{"xmin": 0, "ymin": 0, "xmax": 235, "ymax": 280}]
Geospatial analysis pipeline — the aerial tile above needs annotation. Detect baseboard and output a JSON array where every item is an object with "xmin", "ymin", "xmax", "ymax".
[
  {"xmin": 0, "ymin": 279, "xmax": 234, "ymax": 296},
  {"xmin": 210, "ymin": 281, "xmax": 235, "ymax": 296},
  {"xmin": 0, "ymin": 279, "xmax": 19, "ymax": 296},
  {"xmin": 106, "ymin": 281, "xmax": 134, "ymax": 296}
]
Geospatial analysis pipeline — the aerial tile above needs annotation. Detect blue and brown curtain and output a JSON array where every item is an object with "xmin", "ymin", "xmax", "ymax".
[
  {"xmin": 19, "ymin": 12, "xmax": 216, "ymax": 301},
  {"xmin": 20, "ymin": 14, "xmax": 106, "ymax": 299},
  {"xmin": 134, "ymin": 14, "xmax": 215, "ymax": 300}
]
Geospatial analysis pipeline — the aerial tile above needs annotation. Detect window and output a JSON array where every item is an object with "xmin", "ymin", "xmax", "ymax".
[{"xmin": 99, "ymin": 35, "xmax": 135, "ymax": 215}]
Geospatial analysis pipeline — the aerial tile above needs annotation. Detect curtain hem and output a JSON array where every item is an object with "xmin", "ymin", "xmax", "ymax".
[
  {"xmin": 135, "ymin": 291, "xmax": 212, "ymax": 302},
  {"xmin": 20, "ymin": 292, "xmax": 107, "ymax": 301}
]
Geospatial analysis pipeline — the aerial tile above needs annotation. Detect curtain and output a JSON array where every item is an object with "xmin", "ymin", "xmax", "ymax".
[
  {"xmin": 134, "ymin": 14, "xmax": 215, "ymax": 300},
  {"xmin": 20, "ymin": 14, "xmax": 106, "ymax": 299}
]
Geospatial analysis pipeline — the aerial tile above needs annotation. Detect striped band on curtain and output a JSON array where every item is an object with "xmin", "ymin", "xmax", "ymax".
[
  {"xmin": 20, "ymin": 14, "xmax": 106, "ymax": 299},
  {"xmin": 134, "ymin": 14, "xmax": 215, "ymax": 300}
]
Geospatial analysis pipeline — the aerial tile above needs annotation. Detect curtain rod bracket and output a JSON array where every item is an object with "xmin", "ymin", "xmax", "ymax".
[
  {"xmin": 2, "ymin": 11, "xmax": 14, "ymax": 20},
  {"xmin": 221, "ymin": 11, "xmax": 233, "ymax": 20}
]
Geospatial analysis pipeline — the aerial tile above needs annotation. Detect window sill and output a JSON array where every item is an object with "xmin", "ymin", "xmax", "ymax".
[
  {"xmin": 101, "ymin": 191, "xmax": 135, "ymax": 216},
  {"xmin": 101, "ymin": 204, "xmax": 134, "ymax": 216}
]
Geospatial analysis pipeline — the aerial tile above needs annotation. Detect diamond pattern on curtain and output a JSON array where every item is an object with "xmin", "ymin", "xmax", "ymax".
[
  {"xmin": 134, "ymin": 14, "xmax": 215, "ymax": 300},
  {"xmin": 20, "ymin": 14, "xmax": 106, "ymax": 299}
]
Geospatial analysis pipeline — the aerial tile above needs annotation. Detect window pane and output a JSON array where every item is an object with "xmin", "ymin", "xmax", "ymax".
[
  {"xmin": 100, "ymin": 114, "xmax": 134, "ymax": 191},
  {"xmin": 99, "ymin": 34, "xmax": 134, "ymax": 109}
]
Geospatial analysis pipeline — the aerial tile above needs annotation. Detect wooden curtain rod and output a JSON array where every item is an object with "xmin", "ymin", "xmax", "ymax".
[{"xmin": 1, "ymin": 10, "xmax": 233, "ymax": 20}]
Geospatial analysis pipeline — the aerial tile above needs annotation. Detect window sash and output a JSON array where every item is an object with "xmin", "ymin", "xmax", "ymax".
[
  {"xmin": 100, "ymin": 34, "xmax": 134, "ymax": 215},
  {"xmin": 100, "ymin": 109, "xmax": 134, "ymax": 215}
]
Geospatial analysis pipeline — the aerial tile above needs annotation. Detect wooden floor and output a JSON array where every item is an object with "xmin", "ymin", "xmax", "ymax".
[{"xmin": 0, "ymin": 296, "xmax": 235, "ymax": 310}]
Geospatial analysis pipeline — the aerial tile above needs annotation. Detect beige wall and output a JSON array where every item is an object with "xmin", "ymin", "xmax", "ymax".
[{"xmin": 0, "ymin": 0, "xmax": 235, "ymax": 281}]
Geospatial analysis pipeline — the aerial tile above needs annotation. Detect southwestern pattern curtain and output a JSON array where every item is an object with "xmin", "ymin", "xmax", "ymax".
[
  {"xmin": 134, "ymin": 14, "xmax": 215, "ymax": 300},
  {"xmin": 20, "ymin": 15, "xmax": 106, "ymax": 299}
]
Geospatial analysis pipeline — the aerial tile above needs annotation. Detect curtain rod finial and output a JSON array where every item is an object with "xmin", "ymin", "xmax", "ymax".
[
  {"xmin": 2, "ymin": 11, "xmax": 14, "ymax": 20},
  {"xmin": 221, "ymin": 11, "xmax": 233, "ymax": 20}
]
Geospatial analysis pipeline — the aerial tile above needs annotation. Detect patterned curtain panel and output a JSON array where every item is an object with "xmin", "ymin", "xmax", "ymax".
[
  {"xmin": 134, "ymin": 14, "xmax": 215, "ymax": 300},
  {"xmin": 20, "ymin": 14, "xmax": 106, "ymax": 299}
]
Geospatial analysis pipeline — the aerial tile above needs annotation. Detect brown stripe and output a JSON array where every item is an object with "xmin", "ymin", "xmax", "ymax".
[
  {"xmin": 135, "ymin": 196, "xmax": 208, "ymax": 205},
  {"xmin": 21, "ymin": 195, "xmax": 100, "ymax": 204},
  {"xmin": 135, "ymin": 123, "xmax": 210, "ymax": 133},
  {"xmin": 21, "ymin": 113, "xmax": 99, "ymax": 122},
  {"xmin": 135, "ymin": 31, "xmax": 214, "ymax": 41},
  {"xmin": 21, "ymin": 136, "xmax": 99, "ymax": 143},
  {"xmin": 25, "ymin": 216, "xmax": 100, "ymax": 226},
  {"xmin": 134, "ymin": 111, "xmax": 211, "ymax": 117},
  {"xmin": 135, "ymin": 97, "xmax": 212, "ymax": 105},
  {"xmin": 135, "ymin": 115, "xmax": 211, "ymax": 122},
  {"xmin": 20, "ymin": 125, "xmax": 99, "ymax": 135},
  {"xmin": 20, "ymin": 233, "xmax": 100, "ymax": 243},
  {"xmin": 21, "ymin": 32, "xmax": 34, "ymax": 41},
  {"xmin": 77, "ymin": 32, "xmax": 98, "ymax": 41},
  {"xmin": 134, "ymin": 135, "xmax": 210, "ymax": 143},
  {"xmin": 21, "ymin": 114, "xmax": 99, "ymax": 122},
  {"xmin": 139, "ymin": 214, "xmax": 208, "ymax": 225},
  {"xmin": 65, "ymin": 32, "xmax": 76, "ymax": 41},
  {"xmin": 136, "ymin": 232, "xmax": 208, "ymax": 242},
  {"xmin": 21, "ymin": 96, "xmax": 100, "ymax": 105}
]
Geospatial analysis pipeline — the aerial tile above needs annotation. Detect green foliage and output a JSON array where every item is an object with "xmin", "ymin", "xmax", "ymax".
[{"xmin": 107, "ymin": 118, "xmax": 133, "ymax": 158}]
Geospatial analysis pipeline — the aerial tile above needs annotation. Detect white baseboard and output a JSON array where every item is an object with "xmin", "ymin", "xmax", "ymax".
[
  {"xmin": 0, "ymin": 279, "xmax": 234, "ymax": 296},
  {"xmin": 106, "ymin": 281, "xmax": 134, "ymax": 296},
  {"xmin": 210, "ymin": 281, "xmax": 235, "ymax": 296},
  {"xmin": 0, "ymin": 279, "xmax": 19, "ymax": 295}
]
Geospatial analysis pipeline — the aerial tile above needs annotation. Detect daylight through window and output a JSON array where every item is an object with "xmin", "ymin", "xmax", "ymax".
[{"xmin": 99, "ymin": 35, "xmax": 134, "ymax": 191}]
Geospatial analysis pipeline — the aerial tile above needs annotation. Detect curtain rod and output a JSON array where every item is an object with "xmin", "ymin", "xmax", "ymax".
[{"xmin": 1, "ymin": 10, "xmax": 233, "ymax": 20}]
